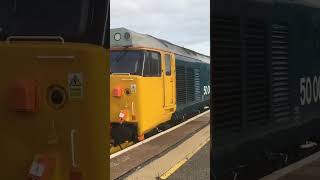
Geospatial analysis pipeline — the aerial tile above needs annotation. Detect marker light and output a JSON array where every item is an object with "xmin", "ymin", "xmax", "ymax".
[
  {"xmin": 114, "ymin": 33, "xmax": 121, "ymax": 41},
  {"xmin": 47, "ymin": 85, "xmax": 67, "ymax": 110},
  {"xmin": 8, "ymin": 80, "xmax": 39, "ymax": 112},
  {"xmin": 125, "ymin": 88, "xmax": 131, "ymax": 95},
  {"xmin": 124, "ymin": 32, "xmax": 131, "ymax": 40}
]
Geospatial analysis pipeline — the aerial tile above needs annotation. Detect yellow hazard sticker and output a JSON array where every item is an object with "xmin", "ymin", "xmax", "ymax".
[
  {"xmin": 68, "ymin": 73, "xmax": 83, "ymax": 99},
  {"xmin": 131, "ymin": 84, "xmax": 137, "ymax": 93}
]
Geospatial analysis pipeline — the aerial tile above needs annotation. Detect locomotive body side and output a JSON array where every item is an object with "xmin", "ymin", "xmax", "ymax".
[
  {"xmin": 212, "ymin": 0, "xmax": 320, "ymax": 178},
  {"xmin": 290, "ymin": 2, "xmax": 320, "ymax": 126},
  {"xmin": 175, "ymin": 54, "xmax": 210, "ymax": 119}
]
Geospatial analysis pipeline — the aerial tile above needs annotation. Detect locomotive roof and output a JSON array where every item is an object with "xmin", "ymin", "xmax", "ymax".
[
  {"xmin": 110, "ymin": 28, "xmax": 210, "ymax": 64},
  {"xmin": 257, "ymin": 0, "xmax": 320, "ymax": 8}
]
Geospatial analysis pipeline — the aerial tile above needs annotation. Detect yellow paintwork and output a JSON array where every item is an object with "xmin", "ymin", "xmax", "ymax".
[
  {"xmin": 163, "ymin": 53, "xmax": 176, "ymax": 108},
  {"xmin": 110, "ymin": 47, "xmax": 176, "ymax": 136},
  {"xmin": 0, "ymin": 42, "xmax": 109, "ymax": 180}
]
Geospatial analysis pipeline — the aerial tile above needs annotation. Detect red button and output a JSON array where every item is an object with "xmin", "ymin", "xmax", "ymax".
[
  {"xmin": 8, "ymin": 80, "xmax": 39, "ymax": 112},
  {"xmin": 112, "ymin": 87, "xmax": 123, "ymax": 97}
]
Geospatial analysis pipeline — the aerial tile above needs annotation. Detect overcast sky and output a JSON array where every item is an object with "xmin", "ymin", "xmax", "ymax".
[{"xmin": 110, "ymin": 0, "xmax": 210, "ymax": 56}]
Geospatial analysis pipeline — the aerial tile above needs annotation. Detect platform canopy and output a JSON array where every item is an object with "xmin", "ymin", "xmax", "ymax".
[{"xmin": 110, "ymin": 28, "xmax": 210, "ymax": 64}]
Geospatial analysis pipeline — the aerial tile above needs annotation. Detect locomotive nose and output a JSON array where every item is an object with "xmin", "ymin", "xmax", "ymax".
[{"xmin": 110, "ymin": 76, "xmax": 138, "ymax": 125}]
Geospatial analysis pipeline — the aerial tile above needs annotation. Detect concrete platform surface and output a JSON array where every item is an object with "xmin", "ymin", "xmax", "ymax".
[
  {"xmin": 124, "ymin": 125, "xmax": 210, "ymax": 179},
  {"xmin": 111, "ymin": 111, "xmax": 210, "ymax": 180},
  {"xmin": 167, "ymin": 142, "xmax": 210, "ymax": 180}
]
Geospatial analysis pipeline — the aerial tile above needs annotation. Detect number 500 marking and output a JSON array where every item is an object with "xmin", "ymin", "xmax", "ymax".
[
  {"xmin": 204, "ymin": 85, "xmax": 210, "ymax": 95},
  {"xmin": 300, "ymin": 76, "xmax": 320, "ymax": 105}
]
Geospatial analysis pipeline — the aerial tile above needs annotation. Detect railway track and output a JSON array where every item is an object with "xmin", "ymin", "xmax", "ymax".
[
  {"xmin": 110, "ymin": 110, "xmax": 210, "ymax": 179},
  {"xmin": 110, "ymin": 141, "xmax": 135, "ymax": 155},
  {"xmin": 110, "ymin": 109, "xmax": 210, "ymax": 157}
]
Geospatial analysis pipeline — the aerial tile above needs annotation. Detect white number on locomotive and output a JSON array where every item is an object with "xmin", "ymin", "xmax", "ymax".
[
  {"xmin": 204, "ymin": 85, "xmax": 210, "ymax": 95},
  {"xmin": 300, "ymin": 76, "xmax": 320, "ymax": 105}
]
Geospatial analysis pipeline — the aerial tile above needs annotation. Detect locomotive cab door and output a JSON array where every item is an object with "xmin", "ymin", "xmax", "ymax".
[{"xmin": 163, "ymin": 53, "xmax": 175, "ymax": 108}]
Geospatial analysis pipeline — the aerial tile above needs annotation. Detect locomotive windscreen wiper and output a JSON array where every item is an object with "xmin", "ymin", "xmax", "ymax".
[
  {"xmin": 110, "ymin": 51, "xmax": 128, "ymax": 74},
  {"xmin": 113, "ymin": 50, "xmax": 129, "ymax": 63},
  {"xmin": 110, "ymin": 47, "xmax": 129, "ymax": 74},
  {"xmin": 110, "ymin": 50, "xmax": 144, "ymax": 75}
]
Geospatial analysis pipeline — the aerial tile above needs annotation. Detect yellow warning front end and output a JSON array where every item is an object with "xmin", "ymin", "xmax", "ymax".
[
  {"xmin": 0, "ymin": 42, "xmax": 109, "ymax": 180},
  {"xmin": 110, "ymin": 47, "xmax": 176, "ymax": 144}
]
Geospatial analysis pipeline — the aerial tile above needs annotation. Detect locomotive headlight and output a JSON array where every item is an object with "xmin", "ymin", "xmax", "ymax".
[
  {"xmin": 125, "ymin": 88, "xmax": 131, "ymax": 95},
  {"xmin": 47, "ymin": 85, "xmax": 67, "ymax": 109},
  {"xmin": 114, "ymin": 33, "xmax": 121, "ymax": 41},
  {"xmin": 124, "ymin": 32, "xmax": 131, "ymax": 40}
]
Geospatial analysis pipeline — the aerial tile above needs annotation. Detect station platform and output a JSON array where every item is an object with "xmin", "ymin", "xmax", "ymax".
[
  {"xmin": 261, "ymin": 150, "xmax": 320, "ymax": 180},
  {"xmin": 110, "ymin": 110, "xmax": 210, "ymax": 180},
  {"xmin": 167, "ymin": 142, "xmax": 210, "ymax": 180}
]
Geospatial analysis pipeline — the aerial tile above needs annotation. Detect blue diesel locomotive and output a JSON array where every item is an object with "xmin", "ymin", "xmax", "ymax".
[{"xmin": 212, "ymin": 0, "xmax": 320, "ymax": 179}]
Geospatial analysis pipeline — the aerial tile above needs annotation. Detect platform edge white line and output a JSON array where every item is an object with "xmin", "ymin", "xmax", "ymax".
[{"xmin": 110, "ymin": 110, "xmax": 210, "ymax": 159}]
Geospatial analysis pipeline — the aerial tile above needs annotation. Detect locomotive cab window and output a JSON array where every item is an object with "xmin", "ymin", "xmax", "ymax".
[
  {"xmin": 165, "ymin": 54, "xmax": 171, "ymax": 76},
  {"xmin": 143, "ymin": 51, "xmax": 161, "ymax": 77},
  {"xmin": 110, "ymin": 50, "xmax": 161, "ymax": 77},
  {"xmin": 110, "ymin": 50, "xmax": 144, "ymax": 75}
]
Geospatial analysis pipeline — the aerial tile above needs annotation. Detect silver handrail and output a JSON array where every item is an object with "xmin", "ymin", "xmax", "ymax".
[
  {"xmin": 112, "ymin": 73, "xmax": 131, "ymax": 75},
  {"xmin": 6, "ymin": 36, "xmax": 65, "ymax": 44},
  {"xmin": 70, "ymin": 129, "xmax": 78, "ymax": 168}
]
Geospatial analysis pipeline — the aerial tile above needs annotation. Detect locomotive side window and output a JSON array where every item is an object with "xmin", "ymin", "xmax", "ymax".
[
  {"xmin": 143, "ymin": 51, "xmax": 161, "ymax": 77},
  {"xmin": 165, "ymin": 54, "xmax": 171, "ymax": 76}
]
